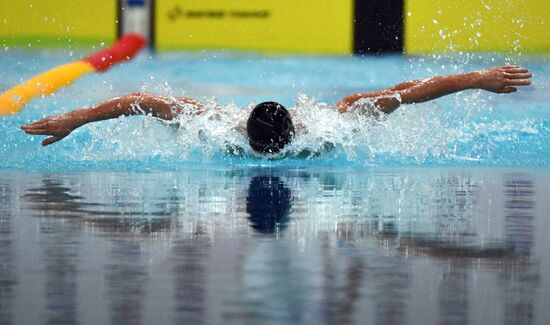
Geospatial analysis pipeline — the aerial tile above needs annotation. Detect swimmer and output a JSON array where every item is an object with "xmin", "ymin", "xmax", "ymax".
[{"xmin": 21, "ymin": 65, "xmax": 531, "ymax": 153}]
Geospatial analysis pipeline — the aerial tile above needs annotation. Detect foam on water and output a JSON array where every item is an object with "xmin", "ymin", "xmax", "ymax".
[{"xmin": 0, "ymin": 51, "xmax": 548, "ymax": 171}]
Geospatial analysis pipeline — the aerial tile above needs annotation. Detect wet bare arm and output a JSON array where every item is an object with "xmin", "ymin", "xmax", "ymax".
[
  {"xmin": 336, "ymin": 65, "xmax": 532, "ymax": 115},
  {"xmin": 21, "ymin": 92, "xmax": 203, "ymax": 146}
]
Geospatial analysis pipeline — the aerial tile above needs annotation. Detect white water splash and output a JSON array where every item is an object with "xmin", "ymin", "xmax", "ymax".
[{"xmin": 62, "ymin": 90, "xmax": 543, "ymax": 166}]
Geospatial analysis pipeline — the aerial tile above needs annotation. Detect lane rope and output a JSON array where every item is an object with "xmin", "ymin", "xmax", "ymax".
[{"xmin": 0, "ymin": 33, "xmax": 146, "ymax": 116}]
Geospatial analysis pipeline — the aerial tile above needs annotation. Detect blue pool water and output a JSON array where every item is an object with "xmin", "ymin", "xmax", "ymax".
[
  {"xmin": 1, "ymin": 50, "xmax": 549, "ymax": 324},
  {"xmin": 0, "ymin": 51, "xmax": 549, "ymax": 170}
]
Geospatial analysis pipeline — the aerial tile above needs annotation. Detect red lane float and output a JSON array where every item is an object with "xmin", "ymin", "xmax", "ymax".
[{"xmin": 0, "ymin": 33, "xmax": 146, "ymax": 116}]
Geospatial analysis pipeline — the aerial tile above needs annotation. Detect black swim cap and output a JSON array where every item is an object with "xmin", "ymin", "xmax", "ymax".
[{"xmin": 246, "ymin": 101, "xmax": 294, "ymax": 153}]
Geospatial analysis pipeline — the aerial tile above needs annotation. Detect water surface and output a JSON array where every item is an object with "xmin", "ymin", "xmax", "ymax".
[
  {"xmin": 0, "ymin": 52, "xmax": 548, "ymax": 169},
  {"xmin": 1, "ymin": 168, "xmax": 549, "ymax": 324}
]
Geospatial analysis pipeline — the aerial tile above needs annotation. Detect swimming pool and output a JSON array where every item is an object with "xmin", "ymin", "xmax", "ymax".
[
  {"xmin": 1, "ymin": 50, "xmax": 548, "ymax": 170},
  {"xmin": 1, "ymin": 51, "xmax": 549, "ymax": 324}
]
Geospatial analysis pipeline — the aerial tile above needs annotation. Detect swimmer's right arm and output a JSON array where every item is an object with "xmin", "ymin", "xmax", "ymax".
[
  {"xmin": 337, "ymin": 65, "xmax": 532, "ymax": 115},
  {"xmin": 21, "ymin": 92, "xmax": 204, "ymax": 146}
]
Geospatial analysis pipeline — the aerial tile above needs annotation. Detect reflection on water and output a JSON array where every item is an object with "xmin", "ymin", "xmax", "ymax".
[
  {"xmin": 246, "ymin": 176, "xmax": 291, "ymax": 234},
  {"xmin": 40, "ymin": 214, "xmax": 81, "ymax": 325},
  {"xmin": 501, "ymin": 175, "xmax": 538, "ymax": 325},
  {"xmin": 106, "ymin": 239, "xmax": 147, "ymax": 325},
  {"xmin": 0, "ymin": 169, "xmax": 549, "ymax": 324},
  {"xmin": 0, "ymin": 180, "xmax": 15, "ymax": 325},
  {"xmin": 172, "ymin": 231, "xmax": 210, "ymax": 324}
]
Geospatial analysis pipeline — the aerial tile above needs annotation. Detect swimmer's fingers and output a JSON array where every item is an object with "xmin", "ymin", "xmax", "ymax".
[
  {"xmin": 21, "ymin": 126, "xmax": 69, "ymax": 145},
  {"xmin": 21, "ymin": 118, "xmax": 58, "ymax": 133},
  {"xmin": 507, "ymin": 79, "xmax": 531, "ymax": 86},
  {"xmin": 500, "ymin": 65, "xmax": 520, "ymax": 69},
  {"xmin": 21, "ymin": 121, "xmax": 72, "ymax": 146},
  {"xmin": 505, "ymin": 68, "xmax": 529, "ymax": 73},
  {"xmin": 21, "ymin": 123, "xmax": 53, "ymax": 134},
  {"xmin": 21, "ymin": 126, "xmax": 51, "ymax": 135},
  {"xmin": 42, "ymin": 136, "xmax": 63, "ymax": 146},
  {"xmin": 21, "ymin": 120, "xmax": 48, "ymax": 129},
  {"xmin": 505, "ymin": 72, "xmax": 532, "ymax": 79}
]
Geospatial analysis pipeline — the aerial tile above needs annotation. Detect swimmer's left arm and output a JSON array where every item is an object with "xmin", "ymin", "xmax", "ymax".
[
  {"xmin": 21, "ymin": 92, "xmax": 204, "ymax": 146},
  {"xmin": 337, "ymin": 65, "xmax": 532, "ymax": 115}
]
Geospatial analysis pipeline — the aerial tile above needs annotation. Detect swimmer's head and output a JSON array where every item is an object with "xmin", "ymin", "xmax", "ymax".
[{"xmin": 246, "ymin": 101, "xmax": 294, "ymax": 154}]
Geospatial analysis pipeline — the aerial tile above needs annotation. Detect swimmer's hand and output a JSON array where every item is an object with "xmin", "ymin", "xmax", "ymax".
[
  {"xmin": 475, "ymin": 65, "xmax": 532, "ymax": 94},
  {"xmin": 21, "ymin": 112, "xmax": 83, "ymax": 146}
]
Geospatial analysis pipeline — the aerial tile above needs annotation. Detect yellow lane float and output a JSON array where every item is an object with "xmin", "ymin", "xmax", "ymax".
[{"xmin": 0, "ymin": 33, "xmax": 146, "ymax": 116}]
